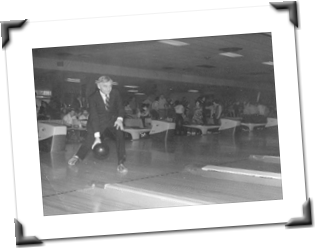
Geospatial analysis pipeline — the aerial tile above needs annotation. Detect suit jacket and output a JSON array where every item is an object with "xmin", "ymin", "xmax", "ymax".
[{"xmin": 87, "ymin": 89, "xmax": 125, "ymax": 134}]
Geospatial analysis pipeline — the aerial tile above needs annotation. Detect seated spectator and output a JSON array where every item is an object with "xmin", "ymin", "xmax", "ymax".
[
  {"xmin": 62, "ymin": 109, "xmax": 78, "ymax": 126},
  {"xmin": 78, "ymin": 109, "xmax": 89, "ymax": 127},
  {"xmin": 140, "ymin": 104, "xmax": 151, "ymax": 127},
  {"xmin": 124, "ymin": 102, "xmax": 133, "ymax": 114},
  {"xmin": 60, "ymin": 107, "xmax": 68, "ymax": 119},
  {"xmin": 192, "ymin": 100, "xmax": 203, "ymax": 125}
]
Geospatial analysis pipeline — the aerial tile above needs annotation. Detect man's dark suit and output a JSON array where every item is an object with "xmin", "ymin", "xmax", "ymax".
[{"xmin": 76, "ymin": 88, "xmax": 126, "ymax": 164}]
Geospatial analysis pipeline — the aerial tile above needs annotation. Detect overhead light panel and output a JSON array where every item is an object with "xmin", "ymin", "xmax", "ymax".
[
  {"xmin": 128, "ymin": 90, "xmax": 138, "ymax": 92},
  {"xmin": 188, "ymin": 90, "xmax": 199, "ymax": 93},
  {"xmin": 262, "ymin": 61, "xmax": 274, "ymax": 66},
  {"xmin": 158, "ymin": 40, "xmax": 189, "ymax": 46},
  {"xmin": 124, "ymin": 85, "xmax": 139, "ymax": 88},
  {"xmin": 35, "ymin": 90, "xmax": 52, "ymax": 96},
  {"xmin": 220, "ymin": 52, "xmax": 243, "ymax": 58},
  {"xmin": 66, "ymin": 78, "xmax": 81, "ymax": 83}
]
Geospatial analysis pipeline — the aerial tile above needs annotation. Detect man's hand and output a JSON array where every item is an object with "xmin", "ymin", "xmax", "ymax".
[
  {"xmin": 92, "ymin": 137, "xmax": 102, "ymax": 149},
  {"xmin": 114, "ymin": 119, "xmax": 124, "ymax": 130}
]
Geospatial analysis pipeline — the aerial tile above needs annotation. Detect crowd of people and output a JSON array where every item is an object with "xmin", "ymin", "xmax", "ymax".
[
  {"xmin": 36, "ymin": 95, "xmax": 89, "ymax": 127},
  {"xmin": 121, "ymin": 94, "xmax": 274, "ymax": 135},
  {"xmin": 61, "ymin": 108, "xmax": 89, "ymax": 128},
  {"xmin": 36, "ymin": 89, "xmax": 276, "ymax": 133}
]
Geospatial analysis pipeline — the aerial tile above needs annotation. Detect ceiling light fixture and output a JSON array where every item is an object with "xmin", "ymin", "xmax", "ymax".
[
  {"xmin": 66, "ymin": 78, "xmax": 81, "ymax": 83},
  {"xmin": 262, "ymin": 61, "xmax": 274, "ymax": 66},
  {"xmin": 219, "ymin": 52, "xmax": 243, "ymax": 58},
  {"xmin": 188, "ymin": 90, "xmax": 199, "ymax": 93},
  {"xmin": 158, "ymin": 40, "xmax": 189, "ymax": 46},
  {"xmin": 124, "ymin": 85, "xmax": 139, "ymax": 88},
  {"xmin": 128, "ymin": 90, "xmax": 138, "ymax": 92}
]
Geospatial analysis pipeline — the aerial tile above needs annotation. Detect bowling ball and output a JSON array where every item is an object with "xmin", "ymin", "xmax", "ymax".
[{"xmin": 93, "ymin": 143, "xmax": 110, "ymax": 160}]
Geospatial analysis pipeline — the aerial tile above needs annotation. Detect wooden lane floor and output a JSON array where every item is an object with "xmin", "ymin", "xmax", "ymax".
[{"xmin": 40, "ymin": 128, "xmax": 282, "ymax": 216}]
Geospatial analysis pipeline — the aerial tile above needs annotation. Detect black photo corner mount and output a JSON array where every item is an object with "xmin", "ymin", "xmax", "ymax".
[
  {"xmin": 1, "ymin": 19, "xmax": 27, "ymax": 49},
  {"xmin": 15, "ymin": 219, "xmax": 43, "ymax": 246},
  {"xmin": 286, "ymin": 198, "xmax": 313, "ymax": 227},
  {"xmin": 270, "ymin": 1, "xmax": 298, "ymax": 28}
]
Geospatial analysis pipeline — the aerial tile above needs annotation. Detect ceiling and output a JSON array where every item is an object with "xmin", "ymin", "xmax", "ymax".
[{"xmin": 32, "ymin": 32, "xmax": 275, "ymax": 96}]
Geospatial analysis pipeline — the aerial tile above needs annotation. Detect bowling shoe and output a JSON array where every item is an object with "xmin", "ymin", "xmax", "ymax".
[
  {"xmin": 68, "ymin": 155, "xmax": 79, "ymax": 166},
  {"xmin": 117, "ymin": 164, "xmax": 128, "ymax": 174}
]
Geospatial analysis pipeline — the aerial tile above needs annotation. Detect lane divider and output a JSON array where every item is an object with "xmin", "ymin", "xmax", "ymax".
[
  {"xmin": 201, "ymin": 165, "xmax": 281, "ymax": 180},
  {"xmin": 101, "ymin": 183, "xmax": 212, "ymax": 205},
  {"xmin": 249, "ymin": 155, "xmax": 280, "ymax": 164}
]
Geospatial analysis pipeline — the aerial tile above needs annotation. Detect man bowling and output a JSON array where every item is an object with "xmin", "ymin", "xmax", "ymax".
[{"xmin": 68, "ymin": 75, "xmax": 128, "ymax": 174}]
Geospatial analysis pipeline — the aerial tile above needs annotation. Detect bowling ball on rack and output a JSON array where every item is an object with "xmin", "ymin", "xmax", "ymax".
[{"xmin": 93, "ymin": 142, "xmax": 110, "ymax": 160}]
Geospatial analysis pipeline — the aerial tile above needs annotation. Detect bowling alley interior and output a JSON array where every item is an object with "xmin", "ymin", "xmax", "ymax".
[{"xmin": 34, "ymin": 33, "xmax": 282, "ymax": 216}]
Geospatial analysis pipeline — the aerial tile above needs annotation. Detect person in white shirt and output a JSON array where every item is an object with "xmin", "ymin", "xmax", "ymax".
[
  {"xmin": 174, "ymin": 100, "xmax": 185, "ymax": 135},
  {"xmin": 248, "ymin": 102, "xmax": 259, "ymax": 115},
  {"xmin": 243, "ymin": 101, "xmax": 267, "ymax": 123},
  {"xmin": 158, "ymin": 94, "xmax": 167, "ymax": 119},
  {"xmin": 256, "ymin": 102, "xmax": 269, "ymax": 123},
  {"xmin": 212, "ymin": 99, "xmax": 223, "ymax": 125},
  {"xmin": 63, "ymin": 109, "xmax": 78, "ymax": 126},
  {"xmin": 257, "ymin": 103, "xmax": 269, "ymax": 116}
]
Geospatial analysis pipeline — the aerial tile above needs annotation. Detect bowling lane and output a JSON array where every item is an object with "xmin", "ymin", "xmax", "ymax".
[
  {"xmin": 43, "ymin": 187, "xmax": 147, "ymax": 215},
  {"xmin": 147, "ymin": 130, "xmax": 280, "ymax": 173},
  {"xmin": 41, "ymin": 127, "xmax": 282, "ymax": 215},
  {"xmin": 121, "ymin": 171, "xmax": 282, "ymax": 204}
]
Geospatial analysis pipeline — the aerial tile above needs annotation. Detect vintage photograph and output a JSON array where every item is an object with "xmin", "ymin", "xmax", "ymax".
[
  {"xmin": 4, "ymin": 3, "xmax": 308, "ymax": 240},
  {"xmin": 33, "ymin": 33, "xmax": 282, "ymax": 216}
]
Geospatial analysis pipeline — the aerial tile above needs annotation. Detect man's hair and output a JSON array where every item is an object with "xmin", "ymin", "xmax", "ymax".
[{"xmin": 95, "ymin": 75, "xmax": 117, "ymax": 85}]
